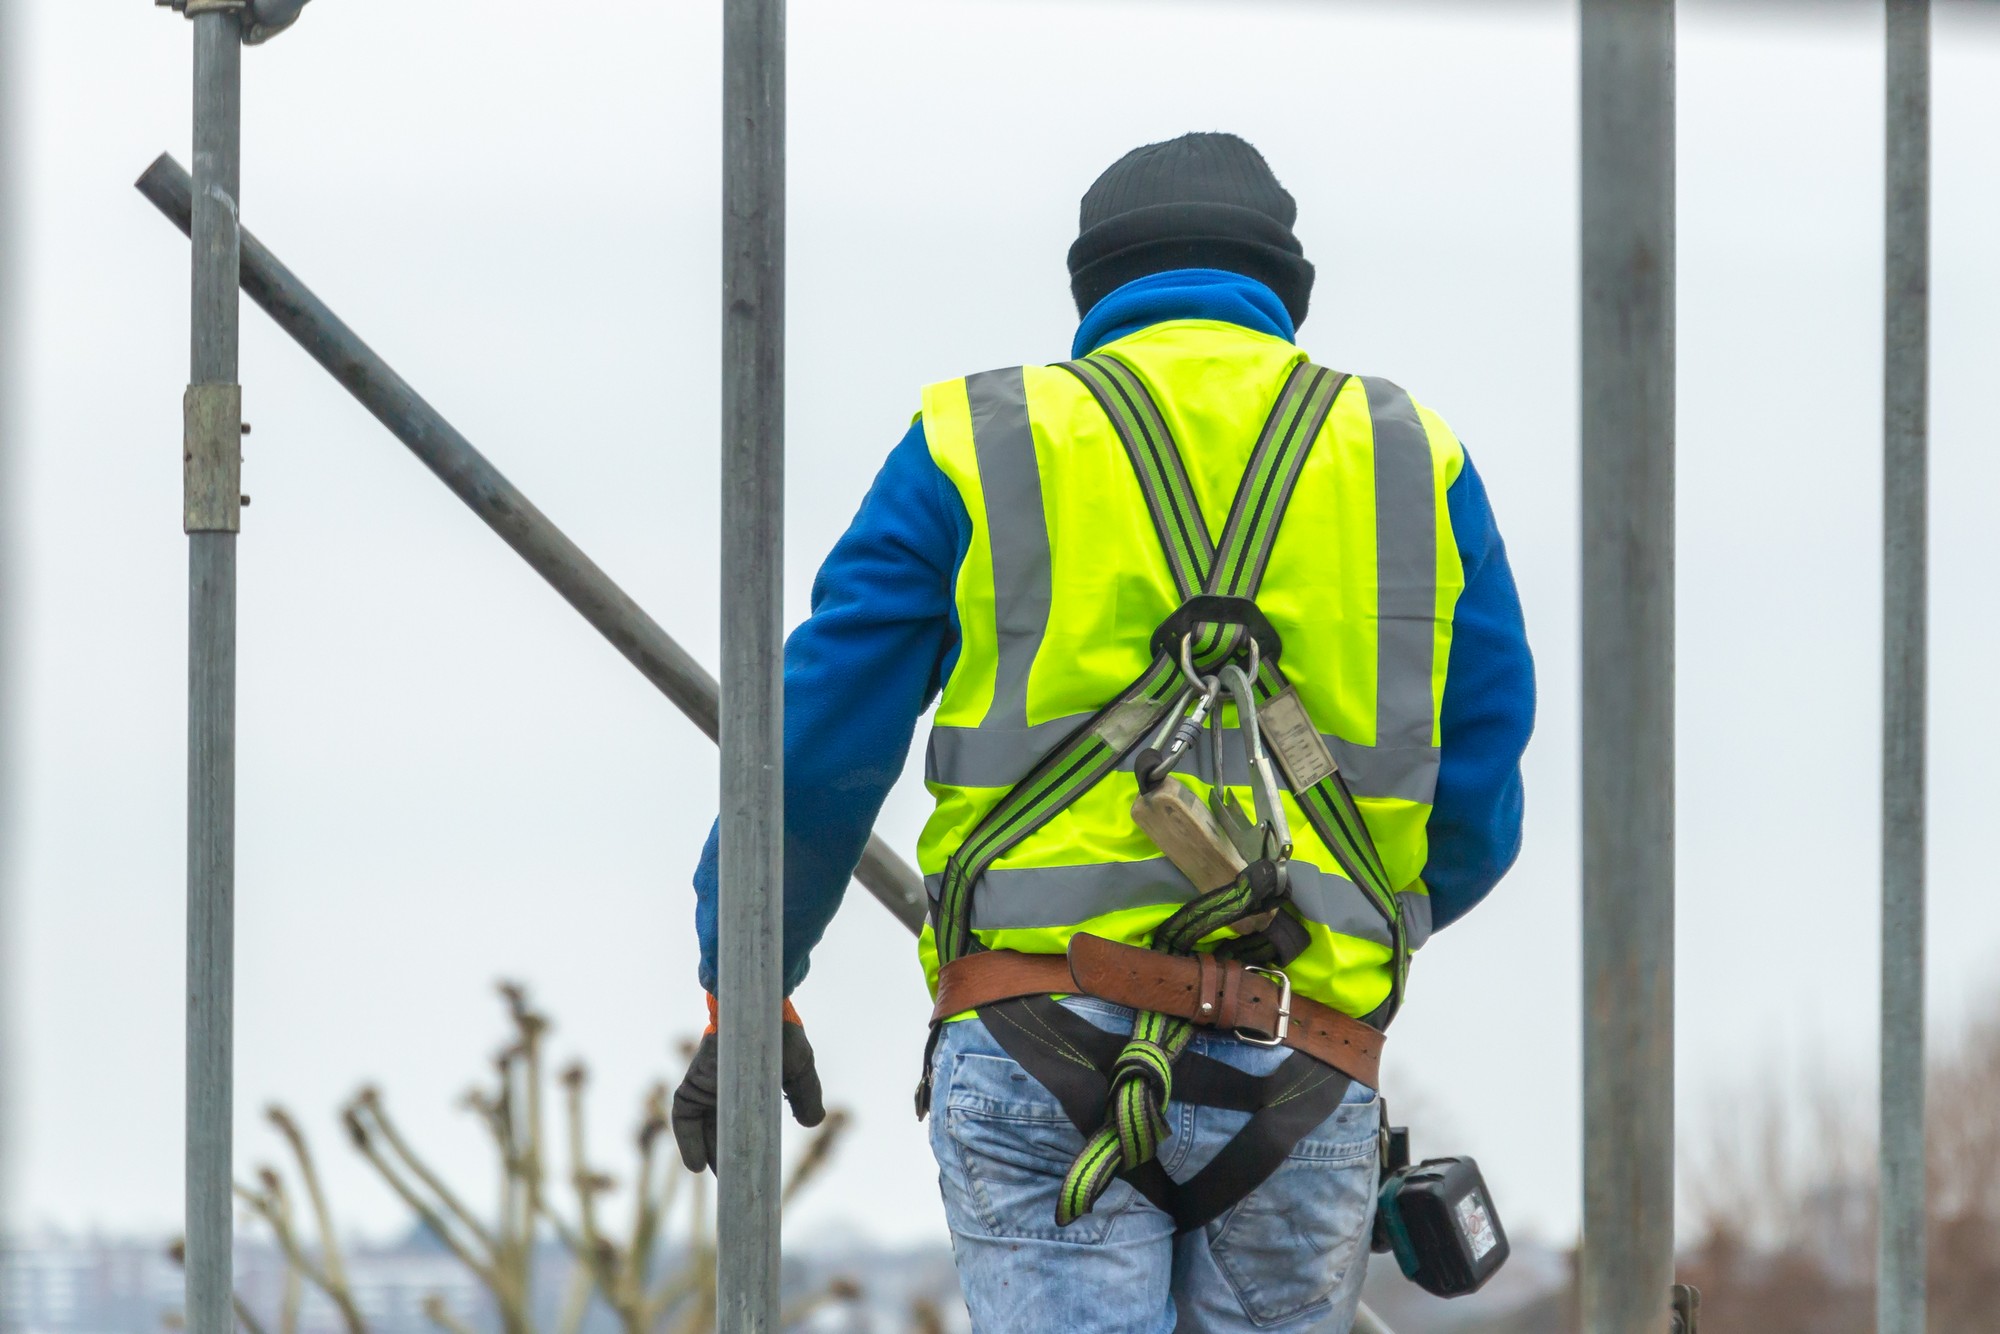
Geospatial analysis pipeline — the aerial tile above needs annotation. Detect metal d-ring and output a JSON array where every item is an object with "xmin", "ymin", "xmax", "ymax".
[{"xmin": 1180, "ymin": 626, "xmax": 1260, "ymax": 692}]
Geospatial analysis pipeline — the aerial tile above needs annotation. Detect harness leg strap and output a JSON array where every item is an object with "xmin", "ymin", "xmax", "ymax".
[
  {"xmin": 977, "ymin": 996, "xmax": 1352, "ymax": 1234},
  {"xmin": 1165, "ymin": 1051, "xmax": 1352, "ymax": 1232}
]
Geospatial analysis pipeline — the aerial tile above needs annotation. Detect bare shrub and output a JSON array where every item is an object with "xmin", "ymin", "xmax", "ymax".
[
  {"xmin": 1674, "ymin": 994, "xmax": 2000, "ymax": 1334},
  {"xmin": 172, "ymin": 983, "xmax": 877, "ymax": 1333},
  {"xmin": 1483, "ymin": 993, "xmax": 2000, "ymax": 1334}
]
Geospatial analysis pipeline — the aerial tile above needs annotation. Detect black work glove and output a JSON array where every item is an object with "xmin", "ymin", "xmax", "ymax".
[{"xmin": 672, "ymin": 995, "xmax": 826, "ymax": 1174}]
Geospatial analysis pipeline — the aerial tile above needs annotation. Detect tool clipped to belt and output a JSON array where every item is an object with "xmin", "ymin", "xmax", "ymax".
[
  {"xmin": 919, "ymin": 353, "xmax": 1416, "ymax": 1232},
  {"xmin": 1371, "ymin": 1115, "xmax": 1511, "ymax": 1297}
]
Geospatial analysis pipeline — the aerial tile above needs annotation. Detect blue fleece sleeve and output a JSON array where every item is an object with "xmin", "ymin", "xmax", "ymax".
[
  {"xmin": 693, "ymin": 419, "xmax": 969, "ymax": 994},
  {"xmin": 1422, "ymin": 449, "xmax": 1535, "ymax": 929}
]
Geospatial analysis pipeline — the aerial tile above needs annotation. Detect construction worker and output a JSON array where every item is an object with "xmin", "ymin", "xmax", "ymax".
[{"xmin": 673, "ymin": 132, "xmax": 1535, "ymax": 1333}]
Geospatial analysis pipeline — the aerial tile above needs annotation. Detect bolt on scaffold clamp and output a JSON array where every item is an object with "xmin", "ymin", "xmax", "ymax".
[{"xmin": 156, "ymin": 0, "xmax": 312, "ymax": 44}]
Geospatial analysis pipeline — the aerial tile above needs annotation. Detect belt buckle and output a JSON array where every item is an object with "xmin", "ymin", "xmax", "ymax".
[{"xmin": 1235, "ymin": 965, "xmax": 1292, "ymax": 1046}]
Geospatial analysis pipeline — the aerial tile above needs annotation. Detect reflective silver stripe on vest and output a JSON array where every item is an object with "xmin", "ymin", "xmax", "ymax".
[
  {"xmin": 926, "ymin": 717, "xmax": 1439, "ymax": 804},
  {"xmin": 1401, "ymin": 892, "xmax": 1433, "ymax": 950},
  {"xmin": 927, "ymin": 372, "xmax": 1446, "ymax": 802},
  {"xmin": 925, "ymin": 857, "xmax": 1424, "ymax": 949},
  {"xmin": 1362, "ymin": 377, "xmax": 1438, "ymax": 753},
  {"xmin": 967, "ymin": 367, "xmax": 1051, "ymax": 730}
]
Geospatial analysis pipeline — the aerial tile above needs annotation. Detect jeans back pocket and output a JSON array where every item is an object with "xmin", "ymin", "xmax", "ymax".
[
  {"xmin": 1207, "ymin": 1094, "xmax": 1380, "ymax": 1325},
  {"xmin": 936, "ymin": 1051, "xmax": 1136, "ymax": 1244}
]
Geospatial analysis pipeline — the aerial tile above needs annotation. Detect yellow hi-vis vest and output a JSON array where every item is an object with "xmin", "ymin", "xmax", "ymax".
[{"xmin": 914, "ymin": 320, "xmax": 1466, "ymax": 1020}]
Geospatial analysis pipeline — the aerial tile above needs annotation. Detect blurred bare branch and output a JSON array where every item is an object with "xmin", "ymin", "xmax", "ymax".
[
  {"xmin": 419, "ymin": 1293, "xmax": 477, "ymax": 1334},
  {"xmin": 779, "ymin": 1275, "xmax": 864, "ymax": 1328},
  {"xmin": 908, "ymin": 1295, "xmax": 947, "ymax": 1334},
  {"xmin": 220, "ymin": 982, "xmax": 852, "ymax": 1334},
  {"xmin": 781, "ymin": 1109, "xmax": 851, "ymax": 1207}
]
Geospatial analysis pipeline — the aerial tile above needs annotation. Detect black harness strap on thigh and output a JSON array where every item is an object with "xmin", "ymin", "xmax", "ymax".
[{"xmin": 979, "ymin": 996, "xmax": 1353, "ymax": 1234}]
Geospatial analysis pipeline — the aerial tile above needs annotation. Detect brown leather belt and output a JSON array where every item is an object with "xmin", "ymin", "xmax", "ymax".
[{"xmin": 932, "ymin": 933, "xmax": 1384, "ymax": 1089}]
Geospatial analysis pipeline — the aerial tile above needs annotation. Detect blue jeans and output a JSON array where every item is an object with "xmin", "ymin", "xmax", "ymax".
[{"xmin": 928, "ymin": 997, "xmax": 1381, "ymax": 1333}]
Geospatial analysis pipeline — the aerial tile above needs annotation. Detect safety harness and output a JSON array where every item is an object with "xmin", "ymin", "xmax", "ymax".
[{"xmin": 921, "ymin": 352, "xmax": 1412, "ymax": 1232}]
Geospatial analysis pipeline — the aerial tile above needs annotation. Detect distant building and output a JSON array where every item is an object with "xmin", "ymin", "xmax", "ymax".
[{"xmin": 1, "ymin": 1230, "xmax": 970, "ymax": 1333}]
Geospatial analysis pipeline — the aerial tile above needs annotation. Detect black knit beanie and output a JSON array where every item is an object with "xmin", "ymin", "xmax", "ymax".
[{"xmin": 1067, "ymin": 132, "xmax": 1314, "ymax": 327}]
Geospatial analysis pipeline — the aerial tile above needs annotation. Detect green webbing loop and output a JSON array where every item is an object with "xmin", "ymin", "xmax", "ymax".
[{"xmin": 1054, "ymin": 864, "xmax": 1277, "ymax": 1224}]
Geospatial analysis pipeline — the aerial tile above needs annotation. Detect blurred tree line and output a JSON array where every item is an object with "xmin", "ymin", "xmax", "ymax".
[{"xmin": 1487, "ymin": 996, "xmax": 2000, "ymax": 1334}]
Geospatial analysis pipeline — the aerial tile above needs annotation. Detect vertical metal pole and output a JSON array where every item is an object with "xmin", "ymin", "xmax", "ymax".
[
  {"xmin": 718, "ymin": 0, "xmax": 785, "ymax": 1329},
  {"xmin": 1580, "ymin": 3, "xmax": 1676, "ymax": 1332},
  {"xmin": 1880, "ymin": 4, "xmax": 1929, "ymax": 1332},
  {"xmin": 185, "ymin": 8, "xmax": 243, "ymax": 1334},
  {"xmin": 0, "ymin": 0, "xmax": 15, "ymax": 1295}
]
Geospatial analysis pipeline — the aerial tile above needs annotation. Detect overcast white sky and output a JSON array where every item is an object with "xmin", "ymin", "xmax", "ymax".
[{"xmin": 5, "ymin": 0, "xmax": 2000, "ymax": 1258}]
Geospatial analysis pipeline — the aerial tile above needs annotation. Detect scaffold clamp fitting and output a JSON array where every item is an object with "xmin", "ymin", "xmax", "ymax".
[
  {"xmin": 1670, "ymin": 1283, "xmax": 1702, "ymax": 1334},
  {"xmin": 184, "ymin": 384, "xmax": 243, "ymax": 534},
  {"xmin": 158, "ymin": 0, "xmax": 311, "ymax": 45},
  {"xmin": 243, "ymin": 0, "xmax": 311, "ymax": 44}
]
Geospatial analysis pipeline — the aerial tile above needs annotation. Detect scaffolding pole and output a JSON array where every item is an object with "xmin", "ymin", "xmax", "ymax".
[
  {"xmin": 1880, "ymin": 3, "xmax": 1930, "ymax": 1332},
  {"xmin": 0, "ymin": 0, "xmax": 14, "ymax": 1278},
  {"xmin": 1580, "ymin": 2, "xmax": 1676, "ymax": 1331},
  {"xmin": 718, "ymin": 0, "xmax": 786, "ymax": 1327},
  {"xmin": 183, "ymin": 7, "xmax": 244, "ymax": 1334}
]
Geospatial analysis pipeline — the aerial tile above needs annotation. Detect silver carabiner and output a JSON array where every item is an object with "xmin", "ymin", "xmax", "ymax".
[
  {"xmin": 1140, "ymin": 682, "xmax": 1196, "ymax": 759},
  {"xmin": 1137, "ymin": 673, "xmax": 1219, "ymax": 789},
  {"xmin": 1219, "ymin": 662, "xmax": 1292, "ymax": 863},
  {"xmin": 1178, "ymin": 632, "xmax": 1208, "ymax": 697}
]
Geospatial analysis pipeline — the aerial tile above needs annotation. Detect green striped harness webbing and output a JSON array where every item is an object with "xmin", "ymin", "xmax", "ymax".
[{"xmin": 927, "ymin": 353, "xmax": 1411, "ymax": 1226}]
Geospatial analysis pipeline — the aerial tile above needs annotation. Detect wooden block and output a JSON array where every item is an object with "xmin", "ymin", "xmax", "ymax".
[{"xmin": 1132, "ymin": 780, "xmax": 1247, "ymax": 893}]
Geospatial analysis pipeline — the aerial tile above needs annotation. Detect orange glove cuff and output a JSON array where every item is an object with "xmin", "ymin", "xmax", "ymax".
[{"xmin": 704, "ymin": 992, "xmax": 803, "ymax": 1036}]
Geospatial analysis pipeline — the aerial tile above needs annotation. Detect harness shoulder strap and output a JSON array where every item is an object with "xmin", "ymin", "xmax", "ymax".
[
  {"xmin": 932, "ymin": 356, "xmax": 1343, "ymax": 966},
  {"xmin": 1063, "ymin": 351, "xmax": 1336, "ymax": 606},
  {"xmin": 1063, "ymin": 354, "xmax": 1410, "ymax": 1013}
]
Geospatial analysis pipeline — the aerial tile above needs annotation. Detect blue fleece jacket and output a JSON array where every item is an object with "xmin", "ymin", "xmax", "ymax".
[{"xmin": 694, "ymin": 269, "xmax": 1535, "ymax": 994}]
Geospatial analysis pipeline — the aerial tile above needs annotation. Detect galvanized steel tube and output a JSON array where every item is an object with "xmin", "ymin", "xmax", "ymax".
[
  {"xmin": 718, "ymin": 0, "xmax": 787, "ymax": 1327},
  {"xmin": 0, "ymin": 0, "xmax": 15, "ymax": 1277},
  {"xmin": 185, "ymin": 10, "xmax": 242, "ymax": 1334},
  {"xmin": 1579, "ymin": 3, "xmax": 1676, "ymax": 1331},
  {"xmin": 1880, "ymin": 3, "xmax": 1930, "ymax": 1332},
  {"xmin": 134, "ymin": 155, "xmax": 929, "ymax": 935}
]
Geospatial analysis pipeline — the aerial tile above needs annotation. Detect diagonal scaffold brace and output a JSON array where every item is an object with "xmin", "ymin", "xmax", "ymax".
[{"xmin": 134, "ymin": 152, "xmax": 928, "ymax": 935}]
